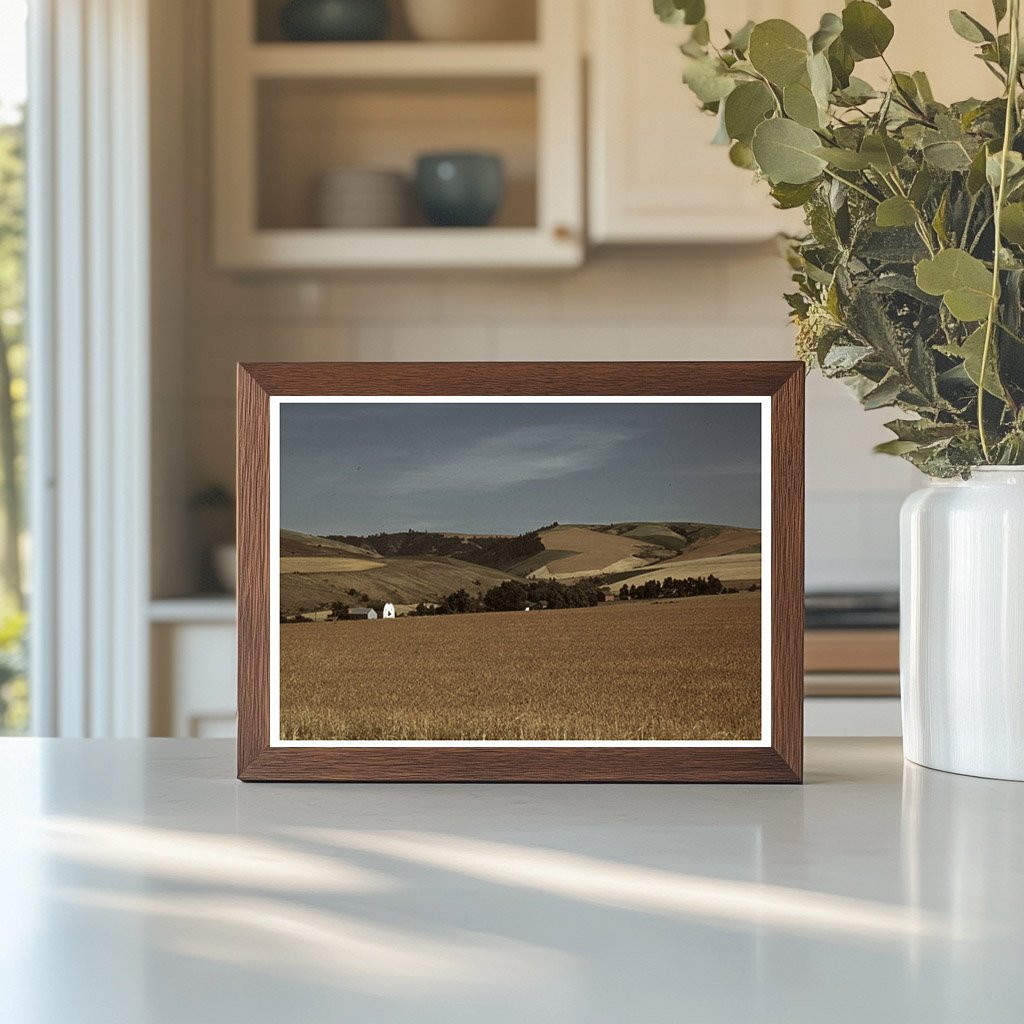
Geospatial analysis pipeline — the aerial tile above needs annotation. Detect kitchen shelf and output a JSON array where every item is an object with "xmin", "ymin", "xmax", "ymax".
[
  {"xmin": 212, "ymin": 0, "xmax": 582, "ymax": 269},
  {"xmin": 249, "ymin": 42, "xmax": 545, "ymax": 78},
  {"xmin": 221, "ymin": 227, "xmax": 580, "ymax": 270}
]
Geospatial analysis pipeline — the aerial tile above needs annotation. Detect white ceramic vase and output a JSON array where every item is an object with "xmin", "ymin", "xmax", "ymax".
[{"xmin": 900, "ymin": 467, "xmax": 1024, "ymax": 780}]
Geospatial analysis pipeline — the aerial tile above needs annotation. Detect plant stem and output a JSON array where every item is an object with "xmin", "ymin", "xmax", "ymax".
[
  {"xmin": 822, "ymin": 167, "xmax": 881, "ymax": 205},
  {"xmin": 979, "ymin": 0, "xmax": 1021, "ymax": 462},
  {"xmin": 884, "ymin": 171, "xmax": 939, "ymax": 254}
]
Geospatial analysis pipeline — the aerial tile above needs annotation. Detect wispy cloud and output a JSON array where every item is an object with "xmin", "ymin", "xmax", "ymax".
[{"xmin": 384, "ymin": 422, "xmax": 636, "ymax": 495}]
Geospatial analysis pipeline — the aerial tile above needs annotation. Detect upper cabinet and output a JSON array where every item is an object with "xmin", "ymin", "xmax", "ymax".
[
  {"xmin": 211, "ymin": 0, "xmax": 584, "ymax": 269},
  {"xmin": 586, "ymin": 0, "xmax": 999, "ymax": 245},
  {"xmin": 587, "ymin": 0, "xmax": 817, "ymax": 244},
  {"xmin": 211, "ymin": 0, "xmax": 1005, "ymax": 266}
]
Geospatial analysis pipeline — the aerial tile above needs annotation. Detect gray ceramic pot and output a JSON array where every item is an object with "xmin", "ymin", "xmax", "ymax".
[
  {"xmin": 415, "ymin": 152, "xmax": 505, "ymax": 227},
  {"xmin": 281, "ymin": 0, "xmax": 388, "ymax": 42}
]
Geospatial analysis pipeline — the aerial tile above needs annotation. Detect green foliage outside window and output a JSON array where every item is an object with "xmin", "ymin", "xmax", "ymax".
[{"xmin": 0, "ymin": 110, "xmax": 27, "ymax": 733}]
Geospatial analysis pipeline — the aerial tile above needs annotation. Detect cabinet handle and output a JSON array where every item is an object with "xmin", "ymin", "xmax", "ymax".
[{"xmin": 553, "ymin": 224, "xmax": 574, "ymax": 241}]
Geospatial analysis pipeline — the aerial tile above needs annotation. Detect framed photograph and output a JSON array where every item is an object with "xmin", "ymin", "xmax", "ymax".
[{"xmin": 237, "ymin": 362, "xmax": 804, "ymax": 782}]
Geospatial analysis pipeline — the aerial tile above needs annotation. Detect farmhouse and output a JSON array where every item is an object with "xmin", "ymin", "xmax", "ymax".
[{"xmin": 348, "ymin": 607, "xmax": 377, "ymax": 620}]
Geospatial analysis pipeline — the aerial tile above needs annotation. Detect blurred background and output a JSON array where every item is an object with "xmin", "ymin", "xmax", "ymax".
[{"xmin": 0, "ymin": 0, "xmax": 997, "ymax": 741}]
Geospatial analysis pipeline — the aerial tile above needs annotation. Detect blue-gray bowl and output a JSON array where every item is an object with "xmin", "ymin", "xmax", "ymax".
[
  {"xmin": 415, "ymin": 152, "xmax": 505, "ymax": 228},
  {"xmin": 281, "ymin": 0, "xmax": 388, "ymax": 42}
]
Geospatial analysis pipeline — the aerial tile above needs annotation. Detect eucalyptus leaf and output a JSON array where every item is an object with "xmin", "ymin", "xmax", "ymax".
[
  {"xmin": 724, "ymin": 20, "xmax": 755, "ymax": 53},
  {"xmin": 861, "ymin": 133, "xmax": 904, "ymax": 173},
  {"xmin": 874, "ymin": 439, "xmax": 922, "ymax": 455},
  {"xmin": 814, "ymin": 146, "xmax": 872, "ymax": 170},
  {"xmin": 653, "ymin": 0, "xmax": 705, "ymax": 26},
  {"xmin": 711, "ymin": 107, "xmax": 731, "ymax": 145},
  {"xmin": 909, "ymin": 165, "xmax": 934, "ymax": 205},
  {"xmin": 922, "ymin": 140, "xmax": 973, "ymax": 171},
  {"xmin": 837, "ymin": 76, "xmax": 879, "ymax": 105},
  {"xmin": 723, "ymin": 81, "xmax": 775, "ymax": 144},
  {"xmin": 752, "ymin": 118, "xmax": 828, "ymax": 184},
  {"xmin": 986, "ymin": 150, "xmax": 1024, "ymax": 190},
  {"xmin": 827, "ymin": 35, "xmax": 856, "ymax": 88},
  {"xmin": 748, "ymin": 20, "xmax": 809, "ymax": 86},
  {"xmin": 948, "ymin": 10, "xmax": 994, "ymax": 44},
  {"xmin": 808, "ymin": 52, "xmax": 833, "ymax": 110},
  {"xmin": 729, "ymin": 140, "xmax": 757, "ymax": 170},
  {"xmin": 940, "ymin": 326, "xmax": 1006, "ymax": 398},
  {"xmin": 771, "ymin": 180, "xmax": 820, "ymax": 209},
  {"xmin": 932, "ymin": 190, "xmax": 950, "ymax": 247},
  {"xmin": 842, "ymin": 1, "xmax": 895, "ymax": 59},
  {"xmin": 913, "ymin": 71, "xmax": 935, "ymax": 104},
  {"xmin": 884, "ymin": 418, "xmax": 964, "ymax": 443},
  {"xmin": 811, "ymin": 13, "xmax": 843, "ymax": 54},
  {"xmin": 967, "ymin": 144, "xmax": 991, "ymax": 193},
  {"xmin": 784, "ymin": 80, "xmax": 824, "ymax": 129},
  {"xmin": 915, "ymin": 249, "xmax": 994, "ymax": 322},
  {"xmin": 862, "ymin": 375, "xmax": 903, "ymax": 409},
  {"xmin": 1000, "ymin": 203, "xmax": 1024, "ymax": 244},
  {"xmin": 876, "ymin": 197, "xmax": 919, "ymax": 228},
  {"xmin": 683, "ymin": 57, "xmax": 736, "ymax": 104},
  {"xmin": 993, "ymin": 0, "xmax": 1008, "ymax": 24}
]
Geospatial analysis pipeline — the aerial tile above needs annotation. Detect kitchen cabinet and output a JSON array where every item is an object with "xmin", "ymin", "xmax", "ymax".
[
  {"xmin": 150, "ymin": 600, "xmax": 237, "ymax": 738},
  {"xmin": 211, "ymin": 0, "xmax": 584, "ymax": 269},
  {"xmin": 587, "ymin": 0, "xmax": 998, "ymax": 244}
]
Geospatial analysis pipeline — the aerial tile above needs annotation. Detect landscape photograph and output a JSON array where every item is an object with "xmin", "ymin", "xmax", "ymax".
[{"xmin": 276, "ymin": 400, "xmax": 765, "ymax": 743}]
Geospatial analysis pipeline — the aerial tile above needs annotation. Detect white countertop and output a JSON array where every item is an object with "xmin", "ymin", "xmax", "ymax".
[{"xmin": 1, "ymin": 738, "xmax": 1020, "ymax": 1023}]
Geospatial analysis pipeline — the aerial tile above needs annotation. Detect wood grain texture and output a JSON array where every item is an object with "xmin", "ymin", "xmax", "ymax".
[
  {"xmin": 236, "ymin": 362, "xmax": 805, "ymax": 783},
  {"xmin": 236, "ymin": 365, "xmax": 270, "ymax": 778},
  {"xmin": 805, "ymin": 630, "xmax": 899, "ymax": 674}
]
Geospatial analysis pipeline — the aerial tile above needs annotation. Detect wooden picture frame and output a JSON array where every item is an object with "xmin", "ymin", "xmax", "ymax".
[{"xmin": 237, "ymin": 362, "xmax": 804, "ymax": 782}]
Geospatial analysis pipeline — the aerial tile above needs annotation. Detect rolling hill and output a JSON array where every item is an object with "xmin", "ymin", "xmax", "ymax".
[
  {"xmin": 279, "ymin": 554, "xmax": 522, "ymax": 616},
  {"xmin": 280, "ymin": 529, "xmax": 380, "ymax": 560},
  {"xmin": 279, "ymin": 521, "xmax": 760, "ymax": 613},
  {"xmin": 511, "ymin": 522, "xmax": 760, "ymax": 581}
]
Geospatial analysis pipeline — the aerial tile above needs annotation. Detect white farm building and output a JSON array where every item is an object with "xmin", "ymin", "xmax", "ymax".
[{"xmin": 348, "ymin": 607, "xmax": 377, "ymax": 620}]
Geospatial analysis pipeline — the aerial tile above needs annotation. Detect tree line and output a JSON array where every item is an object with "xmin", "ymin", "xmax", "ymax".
[
  {"xmin": 326, "ymin": 527, "xmax": 546, "ymax": 573},
  {"xmin": 617, "ymin": 575, "xmax": 755, "ymax": 601},
  {"xmin": 414, "ymin": 577, "xmax": 605, "ymax": 617}
]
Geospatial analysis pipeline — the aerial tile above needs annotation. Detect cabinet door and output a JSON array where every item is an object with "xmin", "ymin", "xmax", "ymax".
[
  {"xmin": 587, "ymin": 0, "xmax": 808, "ymax": 243},
  {"xmin": 587, "ymin": 0, "xmax": 996, "ymax": 244}
]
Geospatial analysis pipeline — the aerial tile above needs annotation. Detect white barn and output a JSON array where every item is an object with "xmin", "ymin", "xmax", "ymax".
[
  {"xmin": 349, "ymin": 607, "xmax": 377, "ymax": 620},
  {"xmin": 382, "ymin": 603, "xmax": 396, "ymax": 619}
]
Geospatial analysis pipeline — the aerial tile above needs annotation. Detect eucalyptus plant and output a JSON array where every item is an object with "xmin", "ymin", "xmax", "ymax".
[{"xmin": 657, "ymin": 0, "xmax": 1024, "ymax": 475}]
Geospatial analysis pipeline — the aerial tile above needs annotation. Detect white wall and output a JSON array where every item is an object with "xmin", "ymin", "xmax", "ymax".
[{"xmin": 158, "ymin": 0, "xmax": 920, "ymax": 599}]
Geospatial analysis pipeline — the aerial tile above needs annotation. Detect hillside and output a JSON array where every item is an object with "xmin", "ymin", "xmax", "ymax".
[
  {"xmin": 279, "ymin": 554, "xmax": 521, "ymax": 616},
  {"xmin": 279, "ymin": 521, "xmax": 760, "ymax": 613},
  {"xmin": 325, "ymin": 528, "xmax": 542, "ymax": 571},
  {"xmin": 513, "ymin": 522, "xmax": 760, "ymax": 581},
  {"xmin": 280, "ymin": 529, "xmax": 380, "ymax": 560}
]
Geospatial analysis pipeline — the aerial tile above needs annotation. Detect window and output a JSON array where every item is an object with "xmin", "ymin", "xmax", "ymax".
[{"xmin": 0, "ymin": 0, "xmax": 28, "ymax": 734}]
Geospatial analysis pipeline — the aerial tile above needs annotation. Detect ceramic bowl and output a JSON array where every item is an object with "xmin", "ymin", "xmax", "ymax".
[
  {"xmin": 316, "ymin": 168, "xmax": 408, "ymax": 228},
  {"xmin": 281, "ymin": 0, "xmax": 388, "ymax": 42},
  {"xmin": 415, "ymin": 152, "xmax": 504, "ymax": 228}
]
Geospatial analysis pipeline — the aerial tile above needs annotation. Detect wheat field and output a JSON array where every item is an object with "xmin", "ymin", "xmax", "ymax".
[{"xmin": 279, "ymin": 593, "xmax": 762, "ymax": 742}]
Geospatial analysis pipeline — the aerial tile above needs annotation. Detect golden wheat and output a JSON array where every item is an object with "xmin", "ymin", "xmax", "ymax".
[{"xmin": 279, "ymin": 593, "xmax": 762, "ymax": 742}]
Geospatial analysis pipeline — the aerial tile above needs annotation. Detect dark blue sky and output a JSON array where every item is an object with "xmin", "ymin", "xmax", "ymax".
[{"xmin": 279, "ymin": 401, "xmax": 762, "ymax": 535}]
